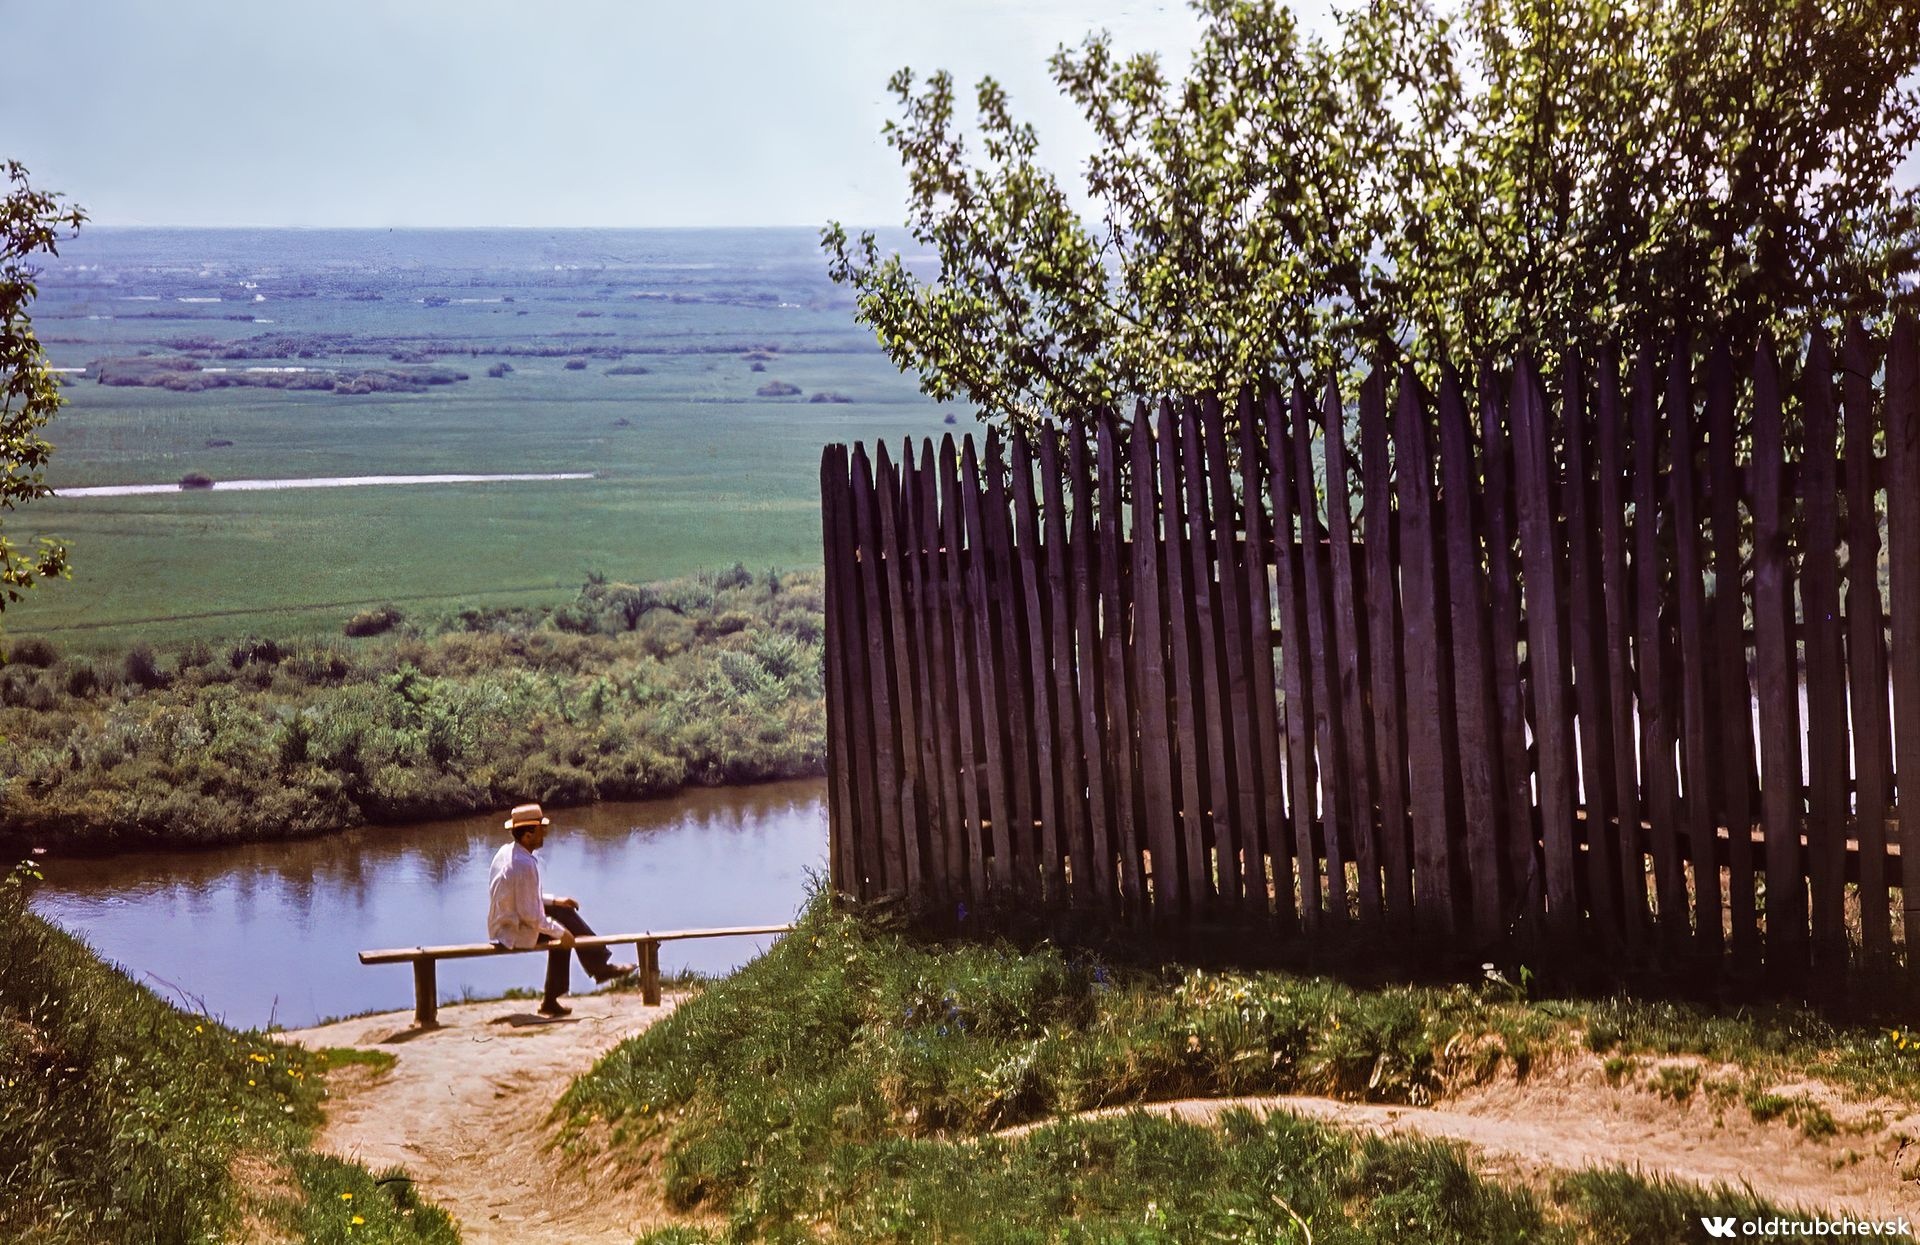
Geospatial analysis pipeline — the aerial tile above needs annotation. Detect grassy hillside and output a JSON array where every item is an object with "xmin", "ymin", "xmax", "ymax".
[
  {"xmin": 562, "ymin": 899, "xmax": 1912, "ymax": 1243},
  {"xmin": 0, "ymin": 861, "xmax": 456, "ymax": 1243},
  {"xmin": 0, "ymin": 567, "xmax": 823, "ymax": 851}
]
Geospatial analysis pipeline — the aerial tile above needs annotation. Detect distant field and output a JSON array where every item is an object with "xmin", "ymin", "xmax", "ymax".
[{"xmin": 10, "ymin": 228, "xmax": 971, "ymax": 650}]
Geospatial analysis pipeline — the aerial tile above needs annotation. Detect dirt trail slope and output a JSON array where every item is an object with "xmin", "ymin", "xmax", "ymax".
[
  {"xmin": 285, "ymin": 995, "xmax": 1920, "ymax": 1241},
  {"xmin": 1005, "ymin": 1055, "xmax": 1920, "ymax": 1221},
  {"xmin": 280, "ymin": 991, "xmax": 696, "ymax": 1245}
]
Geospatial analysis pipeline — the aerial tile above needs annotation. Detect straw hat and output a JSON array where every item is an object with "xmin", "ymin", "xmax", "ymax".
[{"xmin": 504, "ymin": 802, "xmax": 552, "ymax": 832}]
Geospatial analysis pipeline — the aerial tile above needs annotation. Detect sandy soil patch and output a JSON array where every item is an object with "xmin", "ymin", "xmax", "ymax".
[{"xmin": 279, "ymin": 989, "xmax": 702, "ymax": 1245}]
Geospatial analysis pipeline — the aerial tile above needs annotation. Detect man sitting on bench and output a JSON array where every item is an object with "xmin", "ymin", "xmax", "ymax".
[{"xmin": 487, "ymin": 802, "xmax": 635, "ymax": 1017}]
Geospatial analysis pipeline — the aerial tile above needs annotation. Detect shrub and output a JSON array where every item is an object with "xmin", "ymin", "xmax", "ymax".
[
  {"xmin": 226, "ymin": 636, "xmax": 284, "ymax": 669},
  {"xmin": 286, "ymin": 646, "xmax": 353, "ymax": 685},
  {"xmin": 121, "ymin": 644, "xmax": 165, "ymax": 690},
  {"xmin": 695, "ymin": 611, "xmax": 753, "ymax": 640},
  {"xmin": 344, "ymin": 604, "xmax": 404, "ymax": 638},
  {"xmin": 59, "ymin": 659, "xmax": 103, "ymax": 699},
  {"xmin": 714, "ymin": 561, "xmax": 753, "ymax": 592},
  {"xmin": 274, "ymin": 713, "xmax": 313, "ymax": 769},
  {"xmin": 3, "ymin": 636, "xmax": 58, "ymax": 667},
  {"xmin": 511, "ymin": 756, "xmax": 597, "ymax": 807}
]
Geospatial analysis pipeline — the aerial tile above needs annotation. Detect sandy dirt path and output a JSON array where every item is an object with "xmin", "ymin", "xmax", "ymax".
[
  {"xmin": 280, "ymin": 990, "xmax": 697, "ymax": 1245},
  {"xmin": 1003, "ymin": 1055, "xmax": 1920, "ymax": 1221},
  {"xmin": 284, "ymin": 995, "xmax": 1919, "ymax": 1240}
]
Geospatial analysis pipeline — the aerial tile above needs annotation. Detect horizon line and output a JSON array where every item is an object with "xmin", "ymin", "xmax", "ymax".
[{"xmin": 72, "ymin": 222, "xmax": 907, "ymax": 232}]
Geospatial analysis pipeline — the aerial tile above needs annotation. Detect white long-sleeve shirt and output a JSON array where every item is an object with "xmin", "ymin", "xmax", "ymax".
[{"xmin": 487, "ymin": 841, "xmax": 568, "ymax": 949}]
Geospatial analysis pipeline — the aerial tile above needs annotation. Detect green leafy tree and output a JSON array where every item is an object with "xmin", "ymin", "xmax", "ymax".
[
  {"xmin": 2, "ymin": 161, "xmax": 82, "ymax": 620},
  {"xmin": 824, "ymin": 0, "xmax": 1920, "ymax": 433}
]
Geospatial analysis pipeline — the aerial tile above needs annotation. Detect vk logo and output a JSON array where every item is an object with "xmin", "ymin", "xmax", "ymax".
[{"xmin": 1700, "ymin": 1218, "xmax": 1740, "ymax": 1239}]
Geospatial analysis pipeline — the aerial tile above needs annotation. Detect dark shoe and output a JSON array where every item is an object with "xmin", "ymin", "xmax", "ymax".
[
  {"xmin": 592, "ymin": 963, "xmax": 638, "ymax": 985},
  {"xmin": 537, "ymin": 1000, "xmax": 572, "ymax": 1018}
]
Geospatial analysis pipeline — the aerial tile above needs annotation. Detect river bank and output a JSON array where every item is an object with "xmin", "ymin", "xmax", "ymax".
[{"xmin": 0, "ymin": 567, "xmax": 825, "ymax": 854}]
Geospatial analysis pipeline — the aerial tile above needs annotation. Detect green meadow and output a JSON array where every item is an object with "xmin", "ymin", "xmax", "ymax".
[{"xmin": 13, "ymin": 228, "xmax": 969, "ymax": 650}]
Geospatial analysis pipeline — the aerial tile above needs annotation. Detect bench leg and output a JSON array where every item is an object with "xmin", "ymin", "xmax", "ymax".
[
  {"xmin": 413, "ymin": 959, "xmax": 438, "ymax": 1028},
  {"xmin": 639, "ymin": 940, "xmax": 660, "ymax": 1006}
]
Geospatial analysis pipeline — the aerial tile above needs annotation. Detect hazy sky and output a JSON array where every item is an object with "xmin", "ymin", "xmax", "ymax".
[{"xmin": 0, "ymin": 0, "xmax": 1298, "ymax": 229}]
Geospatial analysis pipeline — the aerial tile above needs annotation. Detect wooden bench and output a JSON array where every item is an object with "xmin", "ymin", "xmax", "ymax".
[{"xmin": 359, "ymin": 924, "xmax": 793, "ymax": 1027}]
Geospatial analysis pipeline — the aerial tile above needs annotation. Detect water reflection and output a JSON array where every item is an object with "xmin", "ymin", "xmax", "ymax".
[{"xmin": 33, "ymin": 780, "xmax": 827, "ymax": 1030}]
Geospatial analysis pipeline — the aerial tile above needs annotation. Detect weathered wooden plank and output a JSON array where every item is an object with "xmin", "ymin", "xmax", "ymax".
[
  {"xmin": 1884, "ymin": 313, "xmax": 1920, "ymax": 979},
  {"xmin": 1238, "ymin": 388, "xmax": 1294, "ymax": 928},
  {"xmin": 836, "ymin": 445, "xmax": 881, "ymax": 896},
  {"xmin": 851, "ymin": 446, "xmax": 908, "ymax": 893},
  {"xmin": 1842, "ymin": 323, "xmax": 1894, "ymax": 962},
  {"xmin": 1479, "ymin": 365, "xmax": 1538, "ymax": 924},
  {"xmin": 958, "ymin": 437, "xmax": 1016, "ymax": 893},
  {"xmin": 820, "ymin": 446, "xmax": 856, "ymax": 894},
  {"xmin": 1665, "ymin": 336, "xmax": 1721, "ymax": 954},
  {"xmin": 1039, "ymin": 433, "xmax": 1095, "ymax": 907},
  {"xmin": 1159, "ymin": 400, "xmax": 1212, "ymax": 911},
  {"xmin": 983, "ymin": 433, "xmax": 1038, "ymax": 891},
  {"xmin": 905, "ymin": 443, "xmax": 958, "ymax": 907},
  {"xmin": 833, "ymin": 446, "xmax": 884, "ymax": 895},
  {"xmin": 1561, "ymin": 353, "xmax": 1620, "ymax": 931},
  {"xmin": 937, "ymin": 435, "xmax": 989, "ymax": 901},
  {"xmin": 1185, "ymin": 401, "xmax": 1240, "ymax": 913},
  {"xmin": 1705, "ymin": 338, "xmax": 1759, "ymax": 962},
  {"xmin": 1438, "ymin": 366, "xmax": 1506, "ymax": 942},
  {"xmin": 1594, "ymin": 348, "xmax": 1646, "ymax": 943},
  {"xmin": 1319, "ymin": 380, "xmax": 1381, "ymax": 927},
  {"xmin": 1265, "ymin": 385, "xmax": 1325, "ymax": 930},
  {"xmin": 1393, "ymin": 365, "xmax": 1458, "ymax": 938},
  {"xmin": 1632, "ymin": 350, "xmax": 1687, "ymax": 938},
  {"xmin": 1362, "ymin": 370, "xmax": 1413, "ymax": 935},
  {"xmin": 1751, "ymin": 339, "xmax": 1808, "ymax": 975},
  {"xmin": 1069, "ymin": 432, "xmax": 1117, "ymax": 911},
  {"xmin": 1512, "ymin": 358, "xmax": 1579, "ymax": 932},
  {"xmin": 1292, "ymin": 386, "xmax": 1351, "ymax": 926},
  {"xmin": 1096, "ymin": 414, "xmax": 1147, "ymax": 910},
  {"xmin": 1011, "ymin": 434, "xmax": 1065, "ymax": 900},
  {"xmin": 1204, "ymin": 395, "xmax": 1257, "ymax": 910},
  {"xmin": 1129, "ymin": 414, "xmax": 1184, "ymax": 916},
  {"xmin": 875, "ymin": 444, "xmax": 926, "ymax": 897},
  {"xmin": 1799, "ymin": 329, "xmax": 1850, "ymax": 969}
]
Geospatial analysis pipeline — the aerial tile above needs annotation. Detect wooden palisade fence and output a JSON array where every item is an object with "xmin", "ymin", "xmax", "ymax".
[{"xmin": 819, "ymin": 320, "xmax": 1920, "ymax": 986}]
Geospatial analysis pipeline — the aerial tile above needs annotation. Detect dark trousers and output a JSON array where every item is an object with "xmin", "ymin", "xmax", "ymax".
[{"xmin": 536, "ymin": 903, "xmax": 613, "ymax": 1001}]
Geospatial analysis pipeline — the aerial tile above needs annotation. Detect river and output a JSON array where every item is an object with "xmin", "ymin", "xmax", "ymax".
[{"xmin": 29, "ymin": 779, "xmax": 827, "ymax": 1031}]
